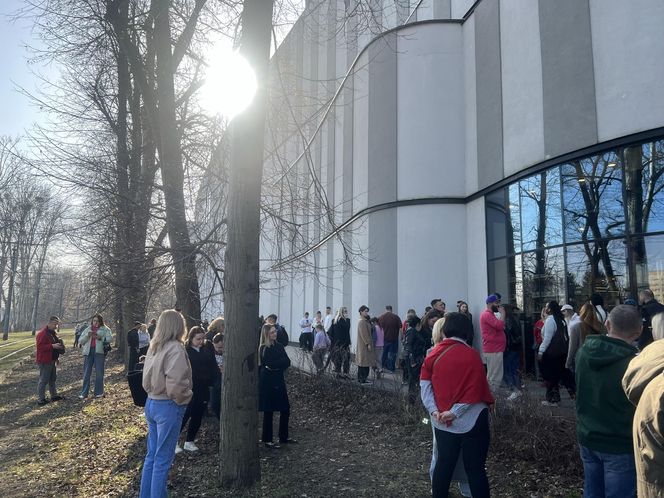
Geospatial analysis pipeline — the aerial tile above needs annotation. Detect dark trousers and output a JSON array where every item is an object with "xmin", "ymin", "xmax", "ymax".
[
  {"xmin": 357, "ymin": 366, "xmax": 370, "ymax": 382},
  {"xmin": 210, "ymin": 375, "xmax": 222, "ymax": 419},
  {"xmin": 181, "ymin": 389, "xmax": 206, "ymax": 441},
  {"xmin": 408, "ymin": 363, "xmax": 422, "ymax": 404},
  {"xmin": 37, "ymin": 362, "xmax": 57, "ymax": 401},
  {"xmin": 433, "ymin": 409, "xmax": 490, "ymax": 498},
  {"xmin": 300, "ymin": 332, "xmax": 313, "ymax": 351},
  {"xmin": 382, "ymin": 340, "xmax": 398, "ymax": 371},
  {"xmin": 331, "ymin": 346, "xmax": 350, "ymax": 374},
  {"xmin": 262, "ymin": 410, "xmax": 289, "ymax": 443},
  {"xmin": 541, "ymin": 354, "xmax": 576, "ymax": 403}
]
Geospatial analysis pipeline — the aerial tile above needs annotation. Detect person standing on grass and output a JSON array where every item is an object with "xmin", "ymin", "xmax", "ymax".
[
  {"xmin": 259, "ymin": 323, "xmax": 296, "ymax": 448},
  {"xmin": 299, "ymin": 312, "xmax": 313, "ymax": 351},
  {"xmin": 78, "ymin": 313, "xmax": 113, "ymax": 399},
  {"xmin": 377, "ymin": 305, "xmax": 401, "ymax": 373},
  {"xmin": 175, "ymin": 326, "xmax": 217, "ymax": 453},
  {"xmin": 421, "ymin": 312, "xmax": 495, "ymax": 498},
  {"xmin": 140, "ymin": 310, "xmax": 192, "ymax": 498},
  {"xmin": 356, "ymin": 305, "xmax": 375, "ymax": 384},
  {"xmin": 147, "ymin": 318, "xmax": 157, "ymax": 339},
  {"xmin": 576, "ymin": 305, "xmax": 641, "ymax": 498},
  {"xmin": 127, "ymin": 320, "xmax": 143, "ymax": 371},
  {"xmin": 209, "ymin": 333, "xmax": 225, "ymax": 419},
  {"xmin": 479, "ymin": 295, "xmax": 505, "ymax": 393},
  {"xmin": 35, "ymin": 315, "xmax": 65, "ymax": 406},
  {"xmin": 406, "ymin": 310, "xmax": 439, "ymax": 404}
]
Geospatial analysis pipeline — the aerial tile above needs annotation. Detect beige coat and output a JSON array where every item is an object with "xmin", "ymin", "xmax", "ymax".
[
  {"xmin": 355, "ymin": 318, "xmax": 375, "ymax": 367},
  {"xmin": 623, "ymin": 341, "xmax": 664, "ymax": 497},
  {"xmin": 142, "ymin": 340, "xmax": 193, "ymax": 406}
]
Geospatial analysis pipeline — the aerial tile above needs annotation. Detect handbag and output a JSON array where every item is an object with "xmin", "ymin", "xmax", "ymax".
[{"xmin": 103, "ymin": 341, "xmax": 112, "ymax": 355}]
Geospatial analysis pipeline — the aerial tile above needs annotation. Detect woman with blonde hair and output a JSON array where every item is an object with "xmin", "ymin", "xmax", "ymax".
[
  {"xmin": 258, "ymin": 323, "xmax": 294, "ymax": 448},
  {"xmin": 139, "ymin": 310, "xmax": 193, "ymax": 498},
  {"xmin": 205, "ymin": 317, "xmax": 225, "ymax": 342},
  {"xmin": 328, "ymin": 306, "xmax": 351, "ymax": 377}
]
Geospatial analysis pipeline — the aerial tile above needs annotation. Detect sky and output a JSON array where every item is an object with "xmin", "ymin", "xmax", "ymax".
[{"xmin": 0, "ymin": 0, "xmax": 53, "ymax": 137}]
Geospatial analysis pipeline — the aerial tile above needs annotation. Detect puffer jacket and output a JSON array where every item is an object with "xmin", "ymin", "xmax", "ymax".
[
  {"xmin": 78, "ymin": 325, "xmax": 113, "ymax": 355},
  {"xmin": 623, "ymin": 341, "xmax": 664, "ymax": 497}
]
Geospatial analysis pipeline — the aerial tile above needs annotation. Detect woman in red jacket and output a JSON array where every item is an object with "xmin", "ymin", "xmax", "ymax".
[{"xmin": 420, "ymin": 313, "xmax": 495, "ymax": 497}]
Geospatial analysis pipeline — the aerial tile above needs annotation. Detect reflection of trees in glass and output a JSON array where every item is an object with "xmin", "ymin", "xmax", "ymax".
[
  {"xmin": 624, "ymin": 141, "xmax": 664, "ymax": 290},
  {"xmin": 522, "ymin": 248, "xmax": 564, "ymax": 317},
  {"xmin": 563, "ymin": 155, "xmax": 624, "ymax": 295},
  {"xmin": 566, "ymin": 241, "xmax": 626, "ymax": 307}
]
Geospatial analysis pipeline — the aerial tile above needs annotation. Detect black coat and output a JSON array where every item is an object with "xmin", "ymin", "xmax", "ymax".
[
  {"xmin": 259, "ymin": 343, "xmax": 291, "ymax": 412},
  {"xmin": 186, "ymin": 346, "xmax": 217, "ymax": 400},
  {"xmin": 127, "ymin": 328, "xmax": 140, "ymax": 370},
  {"xmin": 329, "ymin": 318, "xmax": 351, "ymax": 347}
]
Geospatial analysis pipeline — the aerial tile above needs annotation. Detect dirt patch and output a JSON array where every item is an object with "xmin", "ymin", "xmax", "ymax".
[{"xmin": 0, "ymin": 352, "xmax": 582, "ymax": 497}]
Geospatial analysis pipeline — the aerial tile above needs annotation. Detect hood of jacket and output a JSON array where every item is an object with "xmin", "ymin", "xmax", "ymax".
[
  {"xmin": 582, "ymin": 335, "xmax": 638, "ymax": 370},
  {"xmin": 623, "ymin": 340, "xmax": 664, "ymax": 405}
]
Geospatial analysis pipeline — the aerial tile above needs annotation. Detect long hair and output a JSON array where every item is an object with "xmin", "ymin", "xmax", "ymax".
[
  {"xmin": 333, "ymin": 307, "xmax": 347, "ymax": 324},
  {"xmin": 258, "ymin": 323, "xmax": 275, "ymax": 366},
  {"xmin": 579, "ymin": 302, "xmax": 602, "ymax": 343},
  {"xmin": 149, "ymin": 310, "xmax": 187, "ymax": 354},
  {"xmin": 91, "ymin": 313, "xmax": 105, "ymax": 327},
  {"xmin": 185, "ymin": 326, "xmax": 205, "ymax": 348}
]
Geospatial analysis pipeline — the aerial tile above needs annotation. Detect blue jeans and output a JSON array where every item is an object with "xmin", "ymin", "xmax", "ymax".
[
  {"xmin": 580, "ymin": 445, "xmax": 636, "ymax": 498},
  {"xmin": 80, "ymin": 353, "xmax": 105, "ymax": 397},
  {"xmin": 140, "ymin": 398, "xmax": 187, "ymax": 498},
  {"xmin": 503, "ymin": 350, "xmax": 521, "ymax": 391},
  {"xmin": 382, "ymin": 340, "xmax": 398, "ymax": 372}
]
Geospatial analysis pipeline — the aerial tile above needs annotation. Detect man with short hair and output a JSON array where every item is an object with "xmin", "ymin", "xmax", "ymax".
[
  {"xmin": 127, "ymin": 320, "xmax": 143, "ymax": 370},
  {"xmin": 576, "ymin": 305, "xmax": 641, "ymax": 497},
  {"xmin": 35, "ymin": 316, "xmax": 65, "ymax": 406},
  {"xmin": 323, "ymin": 306, "xmax": 333, "ymax": 333},
  {"xmin": 638, "ymin": 288, "xmax": 664, "ymax": 350},
  {"xmin": 431, "ymin": 299, "xmax": 446, "ymax": 314},
  {"xmin": 378, "ymin": 305, "xmax": 401, "ymax": 373},
  {"xmin": 299, "ymin": 312, "xmax": 313, "ymax": 351},
  {"xmin": 479, "ymin": 295, "xmax": 505, "ymax": 392}
]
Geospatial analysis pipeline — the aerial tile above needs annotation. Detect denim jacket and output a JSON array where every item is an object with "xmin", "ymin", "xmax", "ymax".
[{"xmin": 79, "ymin": 325, "xmax": 113, "ymax": 355}]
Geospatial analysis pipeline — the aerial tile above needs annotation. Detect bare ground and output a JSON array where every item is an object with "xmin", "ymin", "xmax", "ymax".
[{"xmin": 0, "ymin": 350, "xmax": 583, "ymax": 497}]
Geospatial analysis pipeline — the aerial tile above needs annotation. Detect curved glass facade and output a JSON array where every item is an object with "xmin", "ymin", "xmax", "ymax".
[{"xmin": 486, "ymin": 137, "xmax": 664, "ymax": 322}]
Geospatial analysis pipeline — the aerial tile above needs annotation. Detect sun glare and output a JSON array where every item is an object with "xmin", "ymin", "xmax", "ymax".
[{"xmin": 200, "ymin": 44, "xmax": 257, "ymax": 119}]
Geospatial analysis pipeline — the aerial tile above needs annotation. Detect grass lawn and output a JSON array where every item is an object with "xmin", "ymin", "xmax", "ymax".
[{"xmin": 0, "ymin": 329, "xmax": 74, "ymax": 377}]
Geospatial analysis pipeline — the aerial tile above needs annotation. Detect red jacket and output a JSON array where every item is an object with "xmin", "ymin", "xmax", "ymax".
[
  {"xmin": 479, "ymin": 309, "xmax": 506, "ymax": 353},
  {"xmin": 35, "ymin": 326, "xmax": 56, "ymax": 364},
  {"xmin": 421, "ymin": 339, "xmax": 494, "ymax": 412}
]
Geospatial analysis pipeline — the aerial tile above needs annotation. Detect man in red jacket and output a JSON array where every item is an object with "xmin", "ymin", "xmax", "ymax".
[
  {"xmin": 479, "ymin": 295, "xmax": 505, "ymax": 393},
  {"xmin": 36, "ymin": 315, "xmax": 65, "ymax": 406}
]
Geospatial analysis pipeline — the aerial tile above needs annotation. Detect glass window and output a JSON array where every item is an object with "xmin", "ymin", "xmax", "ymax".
[
  {"xmin": 633, "ymin": 235, "xmax": 664, "ymax": 301},
  {"xmin": 487, "ymin": 255, "xmax": 522, "ymax": 309},
  {"xmin": 562, "ymin": 151, "xmax": 624, "ymax": 243},
  {"xmin": 565, "ymin": 240, "xmax": 627, "ymax": 309},
  {"xmin": 519, "ymin": 169, "xmax": 563, "ymax": 251},
  {"xmin": 624, "ymin": 140, "xmax": 664, "ymax": 235},
  {"xmin": 522, "ymin": 248, "xmax": 565, "ymax": 318}
]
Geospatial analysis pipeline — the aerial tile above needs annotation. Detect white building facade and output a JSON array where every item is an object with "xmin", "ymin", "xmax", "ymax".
[{"xmin": 259, "ymin": 0, "xmax": 664, "ymax": 345}]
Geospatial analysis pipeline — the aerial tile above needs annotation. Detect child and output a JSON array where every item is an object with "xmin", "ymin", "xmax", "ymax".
[{"xmin": 312, "ymin": 324, "xmax": 330, "ymax": 374}]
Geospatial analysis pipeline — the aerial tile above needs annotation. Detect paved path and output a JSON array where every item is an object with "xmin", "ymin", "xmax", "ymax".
[{"xmin": 285, "ymin": 345, "xmax": 576, "ymax": 418}]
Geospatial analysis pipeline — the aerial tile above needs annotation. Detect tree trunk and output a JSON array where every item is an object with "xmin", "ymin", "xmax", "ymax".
[
  {"xmin": 153, "ymin": 0, "xmax": 201, "ymax": 327},
  {"xmin": 220, "ymin": 0, "xmax": 274, "ymax": 489}
]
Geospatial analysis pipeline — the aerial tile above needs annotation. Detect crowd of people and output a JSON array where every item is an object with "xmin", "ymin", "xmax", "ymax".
[{"xmin": 31, "ymin": 287, "xmax": 664, "ymax": 497}]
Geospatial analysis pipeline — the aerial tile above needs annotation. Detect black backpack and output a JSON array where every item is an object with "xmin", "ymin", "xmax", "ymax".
[{"xmin": 546, "ymin": 316, "xmax": 569, "ymax": 357}]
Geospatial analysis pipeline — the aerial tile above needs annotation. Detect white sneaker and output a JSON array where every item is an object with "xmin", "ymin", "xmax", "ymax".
[
  {"xmin": 507, "ymin": 391, "xmax": 522, "ymax": 401},
  {"xmin": 183, "ymin": 441, "xmax": 199, "ymax": 452},
  {"xmin": 174, "ymin": 445, "xmax": 183, "ymax": 454},
  {"xmin": 541, "ymin": 400, "xmax": 559, "ymax": 407}
]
